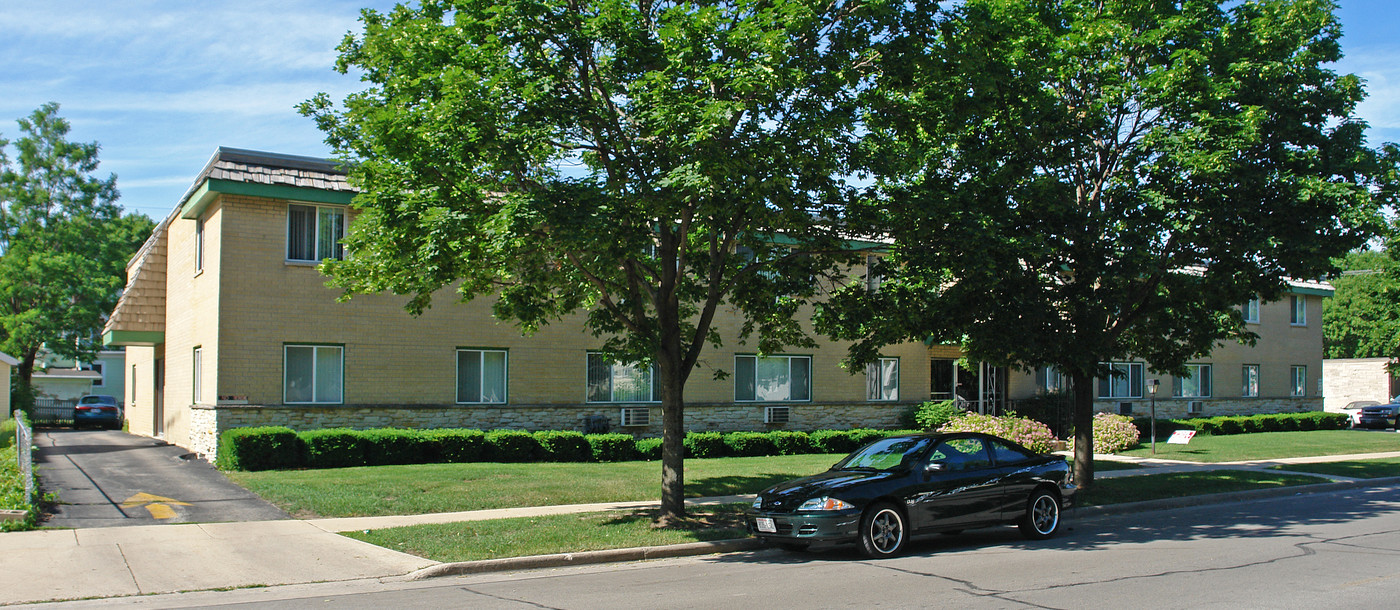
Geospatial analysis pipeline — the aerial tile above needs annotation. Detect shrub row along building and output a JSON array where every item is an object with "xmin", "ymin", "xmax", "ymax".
[{"xmin": 103, "ymin": 148, "xmax": 1330, "ymax": 460}]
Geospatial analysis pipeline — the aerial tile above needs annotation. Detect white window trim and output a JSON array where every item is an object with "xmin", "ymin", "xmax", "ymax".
[
  {"xmin": 283, "ymin": 344, "xmax": 345, "ymax": 405},
  {"xmin": 585, "ymin": 353, "xmax": 660, "ymax": 403},
  {"xmin": 1173, "ymin": 363, "xmax": 1212, "ymax": 398},
  {"xmin": 286, "ymin": 203, "xmax": 347, "ymax": 263},
  {"xmin": 456, "ymin": 348, "xmax": 508, "ymax": 404},
  {"xmin": 91, "ymin": 362, "xmax": 105, "ymax": 388},
  {"xmin": 1242, "ymin": 364, "xmax": 1260, "ymax": 398},
  {"xmin": 1291, "ymin": 365, "xmax": 1307, "ymax": 397},
  {"xmin": 866, "ymin": 357, "xmax": 899, "ymax": 402},
  {"xmin": 1098, "ymin": 362, "xmax": 1144, "ymax": 399},
  {"xmin": 1290, "ymin": 295, "xmax": 1306, "ymax": 326},
  {"xmin": 735, "ymin": 354, "xmax": 813, "ymax": 403},
  {"xmin": 1242, "ymin": 298, "xmax": 1259, "ymax": 324}
]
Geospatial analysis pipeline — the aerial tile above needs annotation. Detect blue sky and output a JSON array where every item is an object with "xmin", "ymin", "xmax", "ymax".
[{"xmin": 1, "ymin": 0, "xmax": 1397, "ymax": 220}]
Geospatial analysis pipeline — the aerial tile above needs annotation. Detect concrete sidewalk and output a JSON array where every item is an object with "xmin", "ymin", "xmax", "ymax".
[{"xmin": 4, "ymin": 452, "xmax": 1398, "ymax": 606}]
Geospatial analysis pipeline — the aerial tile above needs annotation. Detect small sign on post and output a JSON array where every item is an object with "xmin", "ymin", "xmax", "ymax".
[{"xmin": 1167, "ymin": 430, "xmax": 1196, "ymax": 445}]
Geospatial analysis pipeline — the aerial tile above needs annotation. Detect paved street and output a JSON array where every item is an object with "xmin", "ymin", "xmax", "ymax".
[
  {"xmin": 34, "ymin": 429, "xmax": 288, "ymax": 528},
  {"xmin": 29, "ymin": 482, "xmax": 1400, "ymax": 609}
]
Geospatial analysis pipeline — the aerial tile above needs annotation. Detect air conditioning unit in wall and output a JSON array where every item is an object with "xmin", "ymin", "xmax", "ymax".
[
  {"xmin": 620, "ymin": 407, "xmax": 651, "ymax": 427},
  {"xmin": 764, "ymin": 406, "xmax": 791, "ymax": 424},
  {"xmin": 1187, "ymin": 401, "xmax": 1205, "ymax": 415},
  {"xmin": 1118, "ymin": 402, "xmax": 1133, "ymax": 416}
]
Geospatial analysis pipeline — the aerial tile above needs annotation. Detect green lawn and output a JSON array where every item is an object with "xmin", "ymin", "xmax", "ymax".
[
  {"xmin": 1116, "ymin": 430, "xmax": 1400, "ymax": 462},
  {"xmin": 1269, "ymin": 457, "xmax": 1400, "ymax": 479},
  {"xmin": 344, "ymin": 505, "xmax": 750, "ymax": 563},
  {"xmin": 227, "ymin": 454, "xmax": 846, "ymax": 518}
]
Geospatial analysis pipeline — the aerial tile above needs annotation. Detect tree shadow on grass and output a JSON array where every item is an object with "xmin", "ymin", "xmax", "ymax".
[{"xmin": 686, "ymin": 473, "xmax": 808, "ymax": 497}]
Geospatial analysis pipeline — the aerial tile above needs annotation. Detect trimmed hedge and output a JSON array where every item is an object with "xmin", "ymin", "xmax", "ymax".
[
  {"xmin": 534, "ymin": 431, "xmax": 592, "ymax": 462},
  {"xmin": 485, "ymin": 430, "xmax": 542, "ymax": 462},
  {"xmin": 587, "ymin": 433, "xmax": 640, "ymax": 462},
  {"xmin": 684, "ymin": 431, "xmax": 727, "ymax": 458},
  {"xmin": 1131, "ymin": 411, "xmax": 1349, "ymax": 438},
  {"xmin": 425, "ymin": 429, "xmax": 488, "ymax": 463},
  {"xmin": 302, "ymin": 428, "xmax": 367, "ymax": 469},
  {"xmin": 216, "ymin": 426, "xmax": 304, "ymax": 471}
]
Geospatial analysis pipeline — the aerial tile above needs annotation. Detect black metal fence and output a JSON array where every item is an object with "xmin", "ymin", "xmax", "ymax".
[{"xmin": 29, "ymin": 398, "xmax": 77, "ymax": 427}]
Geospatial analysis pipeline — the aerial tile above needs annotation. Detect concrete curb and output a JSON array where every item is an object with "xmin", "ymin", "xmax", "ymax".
[
  {"xmin": 403, "ymin": 476, "xmax": 1400, "ymax": 581},
  {"xmin": 401, "ymin": 538, "xmax": 764, "ymax": 580}
]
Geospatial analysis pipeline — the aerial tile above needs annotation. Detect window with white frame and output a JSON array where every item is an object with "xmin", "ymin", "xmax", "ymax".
[
  {"xmin": 287, "ymin": 204, "xmax": 346, "ymax": 262},
  {"xmin": 866, "ymin": 358, "xmax": 899, "ymax": 401},
  {"xmin": 1037, "ymin": 366, "xmax": 1066, "ymax": 393},
  {"xmin": 192, "ymin": 347, "xmax": 203, "ymax": 404},
  {"xmin": 865, "ymin": 255, "xmax": 883, "ymax": 293},
  {"xmin": 194, "ymin": 215, "xmax": 205, "ymax": 273},
  {"xmin": 1097, "ymin": 362, "xmax": 1144, "ymax": 399},
  {"xmin": 1291, "ymin": 365, "xmax": 1307, "ymax": 397},
  {"xmin": 1173, "ymin": 363, "xmax": 1212, "ymax": 398},
  {"xmin": 1290, "ymin": 295, "xmax": 1306, "ymax": 326},
  {"xmin": 457, "ymin": 349, "xmax": 507, "ymax": 404},
  {"xmin": 1242, "ymin": 364, "xmax": 1260, "ymax": 397},
  {"xmin": 1241, "ymin": 298, "xmax": 1259, "ymax": 324},
  {"xmin": 586, "ymin": 353, "xmax": 657, "ymax": 403},
  {"xmin": 736, "ymin": 355, "xmax": 811, "ymax": 402},
  {"xmin": 284, "ymin": 345, "xmax": 344, "ymax": 404},
  {"xmin": 91, "ymin": 362, "xmax": 105, "ymax": 388}
]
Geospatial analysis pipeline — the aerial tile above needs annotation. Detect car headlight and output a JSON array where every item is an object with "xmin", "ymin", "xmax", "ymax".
[
  {"xmin": 752, "ymin": 497, "xmax": 764, "ymax": 509},
  {"xmin": 797, "ymin": 497, "xmax": 855, "ymax": 511}
]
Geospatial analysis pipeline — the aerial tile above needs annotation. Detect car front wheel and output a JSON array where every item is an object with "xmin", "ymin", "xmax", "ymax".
[
  {"xmin": 1019, "ymin": 489, "xmax": 1061, "ymax": 540},
  {"xmin": 858, "ymin": 502, "xmax": 907, "ymax": 558}
]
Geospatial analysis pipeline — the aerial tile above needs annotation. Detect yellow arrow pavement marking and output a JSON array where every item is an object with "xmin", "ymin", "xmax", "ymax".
[{"xmin": 121, "ymin": 492, "xmax": 192, "ymax": 520}]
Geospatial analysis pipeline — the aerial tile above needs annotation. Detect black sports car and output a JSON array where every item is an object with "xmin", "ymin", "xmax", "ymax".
[{"xmin": 747, "ymin": 432, "xmax": 1075, "ymax": 558}]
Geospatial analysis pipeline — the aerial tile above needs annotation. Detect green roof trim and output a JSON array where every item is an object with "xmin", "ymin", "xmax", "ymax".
[
  {"xmin": 103, "ymin": 330, "xmax": 165, "ymax": 347},
  {"xmin": 1291, "ymin": 286, "xmax": 1333, "ymax": 297},
  {"xmin": 180, "ymin": 178, "xmax": 356, "ymax": 219}
]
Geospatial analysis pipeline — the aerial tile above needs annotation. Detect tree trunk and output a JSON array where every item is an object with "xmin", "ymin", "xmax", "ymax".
[
  {"xmin": 657, "ymin": 356, "xmax": 687, "ymax": 523},
  {"xmin": 1071, "ymin": 371, "xmax": 1095, "ymax": 491}
]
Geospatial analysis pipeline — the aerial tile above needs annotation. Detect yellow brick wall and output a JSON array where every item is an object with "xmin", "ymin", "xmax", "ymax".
[{"xmin": 204, "ymin": 193, "xmax": 930, "ymax": 413}]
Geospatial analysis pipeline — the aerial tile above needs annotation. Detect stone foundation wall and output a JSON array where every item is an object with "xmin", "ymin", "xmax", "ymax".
[
  {"xmin": 1093, "ymin": 397, "xmax": 1323, "ymax": 420},
  {"xmin": 189, "ymin": 401, "xmax": 909, "ymax": 460}
]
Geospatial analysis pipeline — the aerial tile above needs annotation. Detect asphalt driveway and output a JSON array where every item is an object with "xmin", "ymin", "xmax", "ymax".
[{"xmin": 34, "ymin": 429, "xmax": 288, "ymax": 528}]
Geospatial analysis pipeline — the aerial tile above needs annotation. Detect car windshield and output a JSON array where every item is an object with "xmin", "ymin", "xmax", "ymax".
[{"xmin": 833, "ymin": 437, "xmax": 932, "ymax": 472}]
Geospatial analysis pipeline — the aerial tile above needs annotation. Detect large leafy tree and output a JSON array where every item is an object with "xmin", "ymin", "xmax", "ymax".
[
  {"xmin": 0, "ymin": 103, "xmax": 155, "ymax": 404},
  {"xmin": 301, "ymin": 0, "xmax": 883, "ymax": 521},
  {"xmin": 1324, "ymin": 249, "xmax": 1400, "ymax": 360},
  {"xmin": 818, "ymin": 0, "xmax": 1393, "ymax": 488}
]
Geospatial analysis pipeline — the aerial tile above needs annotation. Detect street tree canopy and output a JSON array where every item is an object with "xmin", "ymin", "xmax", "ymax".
[
  {"xmin": 816, "ymin": 0, "xmax": 1395, "ymax": 487},
  {"xmin": 0, "ymin": 103, "xmax": 155, "ymax": 402},
  {"xmin": 1324, "ymin": 249, "xmax": 1400, "ymax": 360},
  {"xmin": 301, "ymin": 0, "xmax": 885, "ymax": 521}
]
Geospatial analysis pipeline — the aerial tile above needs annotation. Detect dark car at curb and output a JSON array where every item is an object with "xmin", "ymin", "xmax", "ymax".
[
  {"xmin": 73, "ymin": 395, "xmax": 123, "ymax": 430},
  {"xmin": 746, "ymin": 432, "xmax": 1075, "ymax": 558},
  {"xmin": 1356, "ymin": 403, "xmax": 1400, "ymax": 430}
]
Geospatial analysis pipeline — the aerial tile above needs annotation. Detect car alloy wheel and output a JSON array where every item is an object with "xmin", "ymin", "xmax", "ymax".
[
  {"xmin": 859, "ymin": 502, "xmax": 907, "ymax": 558},
  {"xmin": 1019, "ymin": 489, "xmax": 1060, "ymax": 540}
]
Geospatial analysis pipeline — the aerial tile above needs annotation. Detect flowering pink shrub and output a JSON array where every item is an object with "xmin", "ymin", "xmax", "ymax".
[
  {"xmin": 938, "ymin": 412, "xmax": 1056, "ymax": 454},
  {"xmin": 1069, "ymin": 412, "xmax": 1141, "ymax": 453}
]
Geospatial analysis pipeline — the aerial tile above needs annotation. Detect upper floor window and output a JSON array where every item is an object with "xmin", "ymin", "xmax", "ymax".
[
  {"xmin": 586, "ymin": 353, "xmax": 657, "ymax": 403},
  {"xmin": 1290, "ymin": 295, "xmax": 1306, "ymax": 326},
  {"xmin": 194, "ymin": 215, "xmax": 205, "ymax": 272},
  {"xmin": 1097, "ymin": 362, "xmax": 1144, "ymax": 399},
  {"xmin": 1173, "ymin": 364, "xmax": 1212, "ymax": 398},
  {"xmin": 1241, "ymin": 298, "xmax": 1259, "ymax": 324},
  {"xmin": 866, "ymin": 358, "xmax": 899, "ymax": 402},
  {"xmin": 287, "ymin": 204, "xmax": 345, "ymax": 262},
  {"xmin": 736, "ymin": 355, "xmax": 811, "ymax": 402},
  {"xmin": 457, "ymin": 349, "xmax": 507, "ymax": 404},
  {"xmin": 91, "ymin": 362, "xmax": 105, "ymax": 388}
]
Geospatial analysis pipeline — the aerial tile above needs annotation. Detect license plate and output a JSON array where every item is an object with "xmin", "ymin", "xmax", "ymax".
[{"xmin": 756, "ymin": 517, "xmax": 777, "ymax": 533}]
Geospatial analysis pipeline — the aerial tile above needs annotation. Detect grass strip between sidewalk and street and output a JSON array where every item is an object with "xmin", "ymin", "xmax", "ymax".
[
  {"xmin": 340, "ymin": 469, "xmax": 1331, "ymax": 563},
  {"xmin": 344, "ymin": 504, "xmax": 750, "ymax": 563},
  {"xmin": 1266, "ymin": 457, "xmax": 1400, "ymax": 479},
  {"xmin": 1116, "ymin": 430, "xmax": 1400, "ymax": 463}
]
